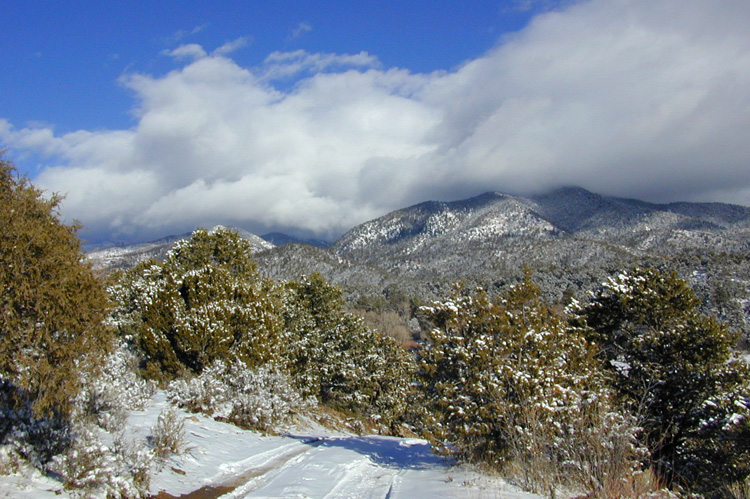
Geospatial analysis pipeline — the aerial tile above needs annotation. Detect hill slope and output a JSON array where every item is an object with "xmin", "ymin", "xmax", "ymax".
[
  {"xmin": 88, "ymin": 225, "xmax": 274, "ymax": 271},
  {"xmin": 86, "ymin": 188, "xmax": 750, "ymax": 339},
  {"xmin": 332, "ymin": 187, "xmax": 750, "ymax": 278}
]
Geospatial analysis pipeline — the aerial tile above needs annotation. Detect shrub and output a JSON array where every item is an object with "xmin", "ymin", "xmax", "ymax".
[
  {"xmin": 0, "ymin": 155, "xmax": 112, "ymax": 418},
  {"xmin": 50, "ymin": 424, "xmax": 153, "ymax": 498},
  {"xmin": 168, "ymin": 360, "xmax": 313, "ymax": 432},
  {"xmin": 283, "ymin": 274, "xmax": 415, "ymax": 428},
  {"xmin": 150, "ymin": 407, "xmax": 187, "ymax": 459},
  {"xmin": 0, "ymin": 379, "xmax": 71, "ymax": 468},
  {"xmin": 419, "ymin": 275, "xmax": 644, "ymax": 496},
  {"xmin": 581, "ymin": 268, "xmax": 750, "ymax": 496},
  {"xmin": 74, "ymin": 343, "xmax": 155, "ymax": 431},
  {"xmin": 108, "ymin": 227, "xmax": 285, "ymax": 379}
]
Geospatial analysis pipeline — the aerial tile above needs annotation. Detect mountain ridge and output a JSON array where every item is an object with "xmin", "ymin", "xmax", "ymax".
[
  {"xmin": 84, "ymin": 187, "xmax": 750, "ymax": 339},
  {"xmin": 87, "ymin": 187, "xmax": 750, "ymax": 275},
  {"xmin": 331, "ymin": 187, "xmax": 750, "ymax": 274}
]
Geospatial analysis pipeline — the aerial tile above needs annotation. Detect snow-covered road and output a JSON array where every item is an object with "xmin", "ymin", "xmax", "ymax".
[
  {"xmin": 143, "ymin": 393, "xmax": 540, "ymax": 499},
  {"xmin": 0, "ymin": 392, "xmax": 541, "ymax": 499}
]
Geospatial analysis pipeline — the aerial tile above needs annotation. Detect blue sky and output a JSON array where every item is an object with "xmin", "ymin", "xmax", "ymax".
[
  {"xmin": 2, "ymin": 1, "xmax": 537, "ymax": 139},
  {"xmin": 2, "ymin": 0, "xmax": 750, "ymax": 244}
]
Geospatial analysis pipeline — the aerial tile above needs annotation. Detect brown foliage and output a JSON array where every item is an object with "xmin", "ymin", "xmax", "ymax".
[{"xmin": 0, "ymin": 155, "xmax": 112, "ymax": 416}]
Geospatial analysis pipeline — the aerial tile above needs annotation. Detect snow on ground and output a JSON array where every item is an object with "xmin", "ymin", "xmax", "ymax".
[
  {"xmin": 0, "ymin": 466, "xmax": 65, "ymax": 498},
  {"xmin": 1, "ymin": 392, "xmax": 541, "ymax": 499}
]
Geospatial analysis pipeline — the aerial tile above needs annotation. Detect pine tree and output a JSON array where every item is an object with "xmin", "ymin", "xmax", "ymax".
[
  {"xmin": 0, "ymin": 155, "xmax": 111, "ymax": 417},
  {"xmin": 582, "ymin": 267, "xmax": 750, "ymax": 496}
]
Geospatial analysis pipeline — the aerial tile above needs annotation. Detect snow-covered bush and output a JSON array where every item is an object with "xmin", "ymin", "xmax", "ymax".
[
  {"xmin": 0, "ymin": 446, "xmax": 21, "ymax": 475},
  {"xmin": 50, "ymin": 424, "xmax": 153, "ymax": 498},
  {"xmin": 506, "ymin": 393, "xmax": 652, "ymax": 498},
  {"xmin": 283, "ymin": 274, "xmax": 415, "ymax": 428},
  {"xmin": 110, "ymin": 233, "xmax": 415, "ymax": 430},
  {"xmin": 74, "ymin": 343, "xmax": 155, "ymax": 431},
  {"xmin": 150, "ymin": 407, "xmax": 187, "ymax": 458},
  {"xmin": 1, "ymin": 343, "xmax": 158, "ymax": 496},
  {"xmin": 419, "ymin": 275, "xmax": 644, "ymax": 496},
  {"xmin": 0, "ymin": 380, "xmax": 71, "ymax": 468},
  {"xmin": 582, "ymin": 268, "xmax": 750, "ymax": 497},
  {"xmin": 108, "ymin": 227, "xmax": 286, "ymax": 380},
  {"xmin": 168, "ymin": 360, "xmax": 314, "ymax": 432}
]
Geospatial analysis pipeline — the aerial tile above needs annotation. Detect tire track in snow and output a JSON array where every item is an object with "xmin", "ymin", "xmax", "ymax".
[
  {"xmin": 155, "ymin": 440, "xmax": 319, "ymax": 499},
  {"xmin": 321, "ymin": 458, "xmax": 399, "ymax": 499},
  {"xmin": 233, "ymin": 436, "xmax": 411, "ymax": 498},
  {"xmin": 156, "ymin": 433, "xmax": 538, "ymax": 499}
]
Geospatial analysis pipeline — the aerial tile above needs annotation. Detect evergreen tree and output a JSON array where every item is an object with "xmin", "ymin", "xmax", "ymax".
[
  {"xmin": 109, "ymin": 227, "xmax": 284, "ymax": 378},
  {"xmin": 582, "ymin": 267, "xmax": 750, "ymax": 495},
  {"xmin": 420, "ymin": 278, "xmax": 639, "ymax": 497},
  {"xmin": 0, "ymin": 155, "xmax": 111, "ymax": 417},
  {"xmin": 418, "ymin": 275, "xmax": 630, "ymax": 494},
  {"xmin": 283, "ymin": 274, "xmax": 414, "ymax": 426}
]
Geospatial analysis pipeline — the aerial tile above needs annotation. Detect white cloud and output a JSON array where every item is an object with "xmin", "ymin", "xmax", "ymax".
[
  {"xmin": 165, "ymin": 24, "xmax": 209, "ymax": 45},
  {"xmin": 261, "ymin": 50, "xmax": 381, "ymax": 80},
  {"xmin": 162, "ymin": 43, "xmax": 208, "ymax": 61},
  {"xmin": 213, "ymin": 36, "xmax": 251, "ymax": 56},
  {"xmin": 2, "ymin": 0, "xmax": 750, "ymax": 243}
]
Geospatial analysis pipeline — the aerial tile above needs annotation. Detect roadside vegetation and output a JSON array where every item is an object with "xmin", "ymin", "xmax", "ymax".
[{"xmin": 1, "ymin": 155, "xmax": 749, "ymax": 498}]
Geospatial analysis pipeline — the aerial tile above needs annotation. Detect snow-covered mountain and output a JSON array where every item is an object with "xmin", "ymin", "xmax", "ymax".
[
  {"xmin": 331, "ymin": 187, "xmax": 750, "ymax": 277},
  {"xmin": 318, "ymin": 188, "xmax": 750, "ymax": 335},
  {"xmin": 88, "ymin": 187, "xmax": 750, "ymax": 275},
  {"xmin": 87, "ymin": 225, "xmax": 275, "ymax": 271},
  {"xmin": 85, "ymin": 188, "xmax": 750, "ymax": 336},
  {"xmin": 531, "ymin": 187, "xmax": 750, "ymax": 251}
]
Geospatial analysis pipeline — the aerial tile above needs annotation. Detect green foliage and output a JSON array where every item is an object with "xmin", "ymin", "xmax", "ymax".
[
  {"xmin": 419, "ymin": 275, "xmax": 638, "ymax": 495},
  {"xmin": 284, "ymin": 274, "xmax": 414, "ymax": 427},
  {"xmin": 109, "ymin": 227, "xmax": 284, "ymax": 378},
  {"xmin": 0, "ymin": 155, "xmax": 112, "ymax": 417},
  {"xmin": 165, "ymin": 226, "xmax": 258, "ymax": 276},
  {"xmin": 111, "ymin": 235, "xmax": 413, "ymax": 430},
  {"xmin": 582, "ymin": 267, "xmax": 750, "ymax": 496}
]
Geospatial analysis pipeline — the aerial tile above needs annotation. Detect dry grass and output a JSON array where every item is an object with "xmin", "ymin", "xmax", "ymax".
[
  {"xmin": 501, "ymin": 400, "xmax": 670, "ymax": 499},
  {"xmin": 151, "ymin": 407, "xmax": 187, "ymax": 458},
  {"xmin": 725, "ymin": 476, "xmax": 750, "ymax": 499},
  {"xmin": 355, "ymin": 309, "xmax": 414, "ymax": 344}
]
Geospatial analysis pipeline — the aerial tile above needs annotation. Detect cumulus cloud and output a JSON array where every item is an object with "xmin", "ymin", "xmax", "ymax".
[{"xmin": 2, "ymin": 0, "xmax": 750, "ymax": 243}]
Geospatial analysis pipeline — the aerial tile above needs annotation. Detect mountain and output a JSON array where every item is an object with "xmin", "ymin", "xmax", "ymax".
[
  {"xmin": 85, "ymin": 188, "xmax": 750, "ymax": 339},
  {"xmin": 331, "ymin": 187, "xmax": 750, "ymax": 277},
  {"xmin": 326, "ymin": 188, "xmax": 750, "ymax": 337},
  {"xmin": 261, "ymin": 232, "xmax": 331, "ymax": 248},
  {"xmin": 530, "ymin": 187, "xmax": 750, "ymax": 251},
  {"xmin": 254, "ymin": 243, "xmax": 391, "ymax": 300},
  {"xmin": 87, "ymin": 225, "xmax": 274, "ymax": 271}
]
